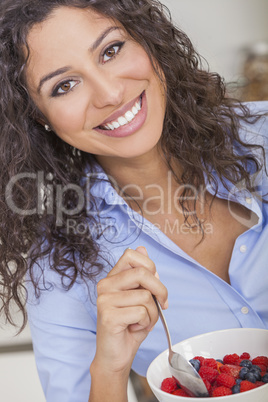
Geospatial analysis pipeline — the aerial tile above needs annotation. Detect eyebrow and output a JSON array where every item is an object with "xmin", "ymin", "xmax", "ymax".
[{"xmin": 37, "ymin": 26, "xmax": 120, "ymax": 93}]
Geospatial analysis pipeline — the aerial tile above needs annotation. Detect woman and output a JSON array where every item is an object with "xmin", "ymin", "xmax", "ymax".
[{"xmin": 0, "ymin": 0, "xmax": 267, "ymax": 401}]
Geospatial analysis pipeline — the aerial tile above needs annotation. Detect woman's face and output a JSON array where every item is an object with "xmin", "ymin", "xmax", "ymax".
[{"xmin": 26, "ymin": 6, "xmax": 166, "ymax": 161}]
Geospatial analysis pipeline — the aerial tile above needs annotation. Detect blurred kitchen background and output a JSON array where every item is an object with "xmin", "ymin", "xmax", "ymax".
[{"xmin": 0, "ymin": 1, "xmax": 267, "ymax": 401}]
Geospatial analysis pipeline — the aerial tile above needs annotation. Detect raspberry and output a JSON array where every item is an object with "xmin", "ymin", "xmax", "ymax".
[
  {"xmin": 202, "ymin": 358, "xmax": 218, "ymax": 370},
  {"xmin": 216, "ymin": 373, "xmax": 236, "ymax": 388},
  {"xmin": 252, "ymin": 356, "xmax": 268, "ymax": 368},
  {"xmin": 240, "ymin": 380, "xmax": 257, "ymax": 392},
  {"xmin": 240, "ymin": 352, "xmax": 250, "ymax": 360},
  {"xmin": 160, "ymin": 377, "xmax": 177, "ymax": 394},
  {"xmin": 212, "ymin": 386, "xmax": 232, "ymax": 397},
  {"xmin": 199, "ymin": 366, "xmax": 219, "ymax": 383},
  {"xmin": 257, "ymin": 364, "xmax": 267, "ymax": 376},
  {"xmin": 194, "ymin": 356, "xmax": 205, "ymax": 365},
  {"xmin": 255, "ymin": 381, "xmax": 265, "ymax": 388},
  {"xmin": 202, "ymin": 378, "xmax": 212, "ymax": 392},
  {"xmin": 172, "ymin": 388, "xmax": 190, "ymax": 397},
  {"xmin": 219, "ymin": 364, "xmax": 241, "ymax": 378},
  {"xmin": 223, "ymin": 353, "xmax": 240, "ymax": 365}
]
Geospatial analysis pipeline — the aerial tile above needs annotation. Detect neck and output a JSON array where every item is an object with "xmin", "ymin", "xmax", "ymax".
[{"xmin": 96, "ymin": 148, "xmax": 183, "ymax": 214}]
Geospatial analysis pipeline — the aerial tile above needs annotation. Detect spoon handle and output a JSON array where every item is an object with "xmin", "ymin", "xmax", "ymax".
[{"xmin": 153, "ymin": 295, "xmax": 173, "ymax": 356}]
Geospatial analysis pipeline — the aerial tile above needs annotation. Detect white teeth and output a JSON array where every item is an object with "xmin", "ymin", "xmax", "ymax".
[
  {"xmin": 132, "ymin": 106, "xmax": 138, "ymax": 115},
  {"xmin": 125, "ymin": 111, "xmax": 135, "ymax": 122},
  {"xmin": 135, "ymin": 100, "xmax": 141, "ymax": 111},
  {"xmin": 100, "ymin": 95, "xmax": 142, "ymax": 130},
  {"xmin": 112, "ymin": 121, "xmax": 120, "ymax": 129},
  {"xmin": 118, "ymin": 116, "xmax": 128, "ymax": 126}
]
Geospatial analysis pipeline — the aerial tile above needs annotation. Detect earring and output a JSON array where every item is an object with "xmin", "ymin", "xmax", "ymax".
[{"xmin": 44, "ymin": 124, "xmax": 51, "ymax": 132}]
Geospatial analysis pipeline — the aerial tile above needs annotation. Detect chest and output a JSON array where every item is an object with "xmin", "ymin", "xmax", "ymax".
[{"xmin": 144, "ymin": 197, "xmax": 258, "ymax": 282}]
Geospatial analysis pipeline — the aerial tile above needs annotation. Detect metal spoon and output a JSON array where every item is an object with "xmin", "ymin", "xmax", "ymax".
[{"xmin": 153, "ymin": 296, "xmax": 209, "ymax": 397}]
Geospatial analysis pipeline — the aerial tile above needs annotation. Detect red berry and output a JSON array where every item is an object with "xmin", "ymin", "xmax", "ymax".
[
  {"xmin": 212, "ymin": 386, "xmax": 232, "ymax": 397},
  {"xmin": 161, "ymin": 377, "xmax": 177, "ymax": 394},
  {"xmin": 202, "ymin": 378, "xmax": 212, "ymax": 392},
  {"xmin": 240, "ymin": 352, "xmax": 250, "ymax": 360},
  {"xmin": 199, "ymin": 366, "xmax": 219, "ymax": 383},
  {"xmin": 172, "ymin": 388, "xmax": 190, "ymax": 397},
  {"xmin": 223, "ymin": 353, "xmax": 240, "ymax": 365},
  {"xmin": 194, "ymin": 356, "xmax": 205, "ymax": 365},
  {"xmin": 252, "ymin": 356, "xmax": 268, "ymax": 368},
  {"xmin": 255, "ymin": 381, "xmax": 265, "ymax": 388},
  {"xmin": 202, "ymin": 358, "xmax": 218, "ymax": 370},
  {"xmin": 240, "ymin": 380, "xmax": 257, "ymax": 392},
  {"xmin": 257, "ymin": 364, "xmax": 267, "ymax": 376},
  {"xmin": 219, "ymin": 364, "xmax": 241, "ymax": 378},
  {"xmin": 216, "ymin": 373, "xmax": 236, "ymax": 388}
]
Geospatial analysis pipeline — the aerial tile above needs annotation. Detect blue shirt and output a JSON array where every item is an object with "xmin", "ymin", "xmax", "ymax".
[{"xmin": 27, "ymin": 102, "xmax": 268, "ymax": 402}]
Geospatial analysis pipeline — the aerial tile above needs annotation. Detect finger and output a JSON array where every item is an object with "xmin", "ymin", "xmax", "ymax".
[
  {"xmin": 98, "ymin": 305, "xmax": 152, "ymax": 332},
  {"xmin": 107, "ymin": 248, "xmax": 156, "ymax": 277},
  {"xmin": 136, "ymin": 247, "xmax": 168, "ymax": 309},
  {"xmin": 98, "ymin": 268, "xmax": 168, "ymax": 309},
  {"xmin": 135, "ymin": 246, "xmax": 160, "ymax": 279}
]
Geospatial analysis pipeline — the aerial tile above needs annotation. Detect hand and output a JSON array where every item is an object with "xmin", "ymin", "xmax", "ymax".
[{"xmin": 92, "ymin": 246, "xmax": 168, "ymax": 376}]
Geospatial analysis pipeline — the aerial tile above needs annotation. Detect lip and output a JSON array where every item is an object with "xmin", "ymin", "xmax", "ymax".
[{"xmin": 94, "ymin": 91, "xmax": 147, "ymax": 138}]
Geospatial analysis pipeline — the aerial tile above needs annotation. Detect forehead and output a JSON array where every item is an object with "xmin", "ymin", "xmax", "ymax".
[
  {"xmin": 27, "ymin": 6, "xmax": 116, "ymax": 51},
  {"xmin": 26, "ymin": 6, "xmax": 120, "ymax": 86}
]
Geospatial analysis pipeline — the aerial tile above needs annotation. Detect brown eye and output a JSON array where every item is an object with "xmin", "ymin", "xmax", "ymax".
[
  {"xmin": 53, "ymin": 80, "xmax": 78, "ymax": 97},
  {"xmin": 104, "ymin": 48, "xmax": 116, "ymax": 58},
  {"xmin": 60, "ymin": 82, "xmax": 71, "ymax": 92},
  {"xmin": 103, "ymin": 44, "xmax": 123, "ymax": 63}
]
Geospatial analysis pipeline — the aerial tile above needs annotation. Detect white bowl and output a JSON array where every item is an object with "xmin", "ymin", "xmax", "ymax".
[{"xmin": 147, "ymin": 328, "xmax": 268, "ymax": 401}]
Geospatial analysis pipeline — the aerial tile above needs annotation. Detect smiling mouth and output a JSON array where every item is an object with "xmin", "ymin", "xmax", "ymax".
[{"xmin": 98, "ymin": 93, "xmax": 143, "ymax": 131}]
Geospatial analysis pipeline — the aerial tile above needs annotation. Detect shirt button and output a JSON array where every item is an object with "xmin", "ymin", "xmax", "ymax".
[
  {"xmin": 241, "ymin": 306, "xmax": 249, "ymax": 314},
  {"xmin": 240, "ymin": 244, "xmax": 247, "ymax": 253},
  {"xmin": 240, "ymin": 245, "xmax": 247, "ymax": 253},
  {"xmin": 245, "ymin": 197, "xmax": 252, "ymax": 204}
]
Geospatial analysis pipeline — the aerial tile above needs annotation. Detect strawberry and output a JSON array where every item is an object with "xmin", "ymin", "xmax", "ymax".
[
  {"xmin": 223, "ymin": 353, "xmax": 240, "ymax": 365},
  {"xmin": 161, "ymin": 377, "xmax": 177, "ymax": 394},
  {"xmin": 252, "ymin": 356, "xmax": 268, "ymax": 368},
  {"xmin": 199, "ymin": 366, "xmax": 219, "ymax": 383},
  {"xmin": 216, "ymin": 373, "xmax": 236, "ymax": 388},
  {"xmin": 240, "ymin": 380, "xmax": 257, "ymax": 392},
  {"xmin": 219, "ymin": 364, "xmax": 241, "ymax": 378},
  {"xmin": 212, "ymin": 386, "xmax": 232, "ymax": 397},
  {"xmin": 172, "ymin": 388, "xmax": 190, "ymax": 397}
]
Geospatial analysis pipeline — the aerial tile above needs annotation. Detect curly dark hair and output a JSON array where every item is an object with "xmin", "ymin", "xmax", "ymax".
[{"xmin": 0, "ymin": 0, "xmax": 266, "ymax": 331}]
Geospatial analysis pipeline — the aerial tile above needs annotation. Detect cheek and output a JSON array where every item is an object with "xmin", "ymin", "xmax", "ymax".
[
  {"xmin": 120, "ymin": 46, "xmax": 155, "ymax": 80},
  {"xmin": 45, "ymin": 97, "xmax": 87, "ymax": 134}
]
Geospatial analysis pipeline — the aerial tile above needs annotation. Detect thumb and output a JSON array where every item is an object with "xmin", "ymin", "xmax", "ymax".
[
  {"xmin": 135, "ymin": 246, "xmax": 160, "ymax": 280},
  {"xmin": 135, "ymin": 246, "xmax": 149, "ymax": 257}
]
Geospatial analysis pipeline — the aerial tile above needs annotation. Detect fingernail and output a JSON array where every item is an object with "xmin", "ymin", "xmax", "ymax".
[
  {"xmin": 163, "ymin": 300, "xmax": 169, "ymax": 310},
  {"xmin": 124, "ymin": 247, "xmax": 132, "ymax": 253},
  {"xmin": 155, "ymin": 272, "xmax": 160, "ymax": 279}
]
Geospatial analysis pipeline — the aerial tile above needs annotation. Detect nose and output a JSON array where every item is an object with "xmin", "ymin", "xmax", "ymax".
[{"xmin": 89, "ymin": 70, "xmax": 124, "ymax": 109}]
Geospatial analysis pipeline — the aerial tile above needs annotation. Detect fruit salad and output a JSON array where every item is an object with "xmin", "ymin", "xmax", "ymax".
[{"xmin": 160, "ymin": 352, "xmax": 268, "ymax": 397}]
